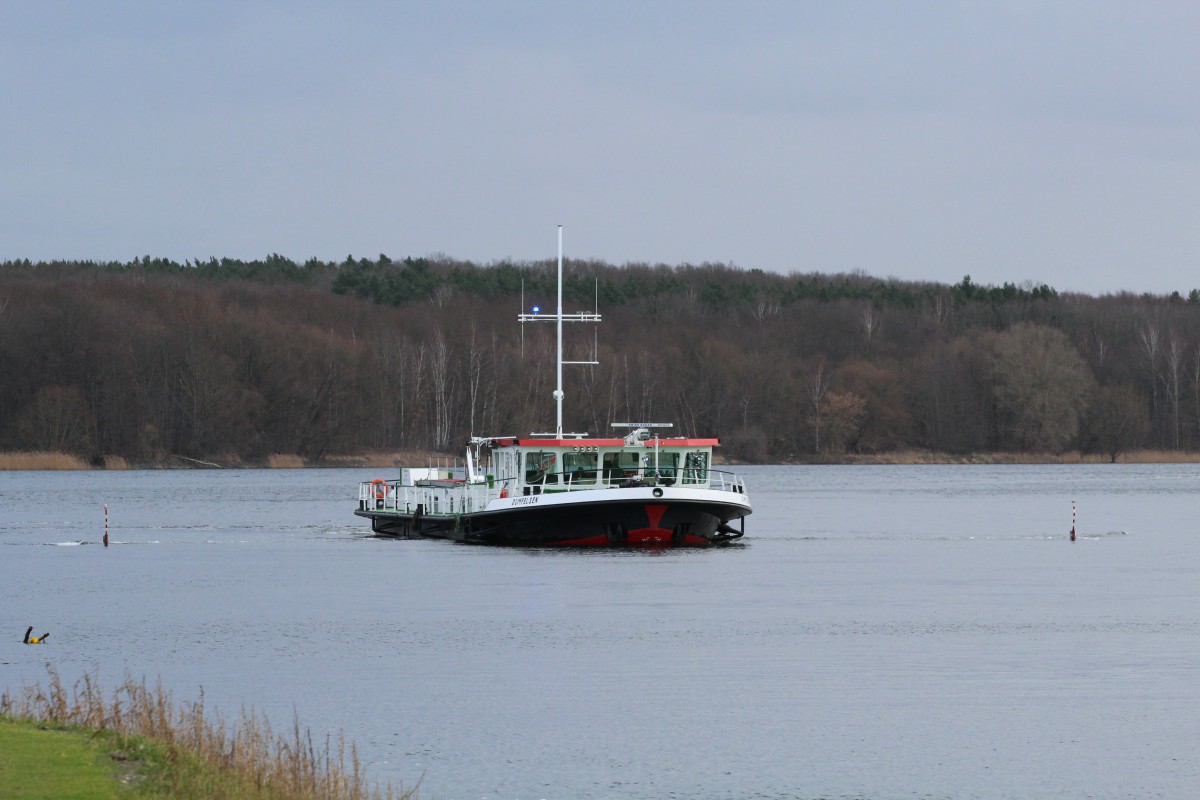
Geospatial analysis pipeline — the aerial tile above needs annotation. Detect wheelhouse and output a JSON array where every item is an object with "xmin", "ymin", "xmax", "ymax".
[{"xmin": 482, "ymin": 433, "xmax": 719, "ymax": 495}]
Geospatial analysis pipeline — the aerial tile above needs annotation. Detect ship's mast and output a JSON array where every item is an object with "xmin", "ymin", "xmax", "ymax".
[
  {"xmin": 555, "ymin": 224, "xmax": 564, "ymax": 437},
  {"xmin": 518, "ymin": 226, "xmax": 601, "ymax": 439}
]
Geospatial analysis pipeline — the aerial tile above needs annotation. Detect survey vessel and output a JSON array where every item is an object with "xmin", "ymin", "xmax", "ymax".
[{"xmin": 354, "ymin": 227, "xmax": 751, "ymax": 546}]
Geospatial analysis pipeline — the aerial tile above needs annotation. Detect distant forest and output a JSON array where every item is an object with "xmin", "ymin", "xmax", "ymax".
[{"xmin": 3, "ymin": 253, "xmax": 1200, "ymax": 464}]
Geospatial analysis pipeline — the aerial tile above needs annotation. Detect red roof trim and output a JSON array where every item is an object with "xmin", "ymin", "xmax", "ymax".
[
  {"xmin": 510, "ymin": 438, "xmax": 720, "ymax": 448},
  {"xmin": 515, "ymin": 438, "xmax": 625, "ymax": 447}
]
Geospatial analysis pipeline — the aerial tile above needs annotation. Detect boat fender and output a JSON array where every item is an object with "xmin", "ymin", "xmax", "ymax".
[{"xmin": 652, "ymin": 487, "xmax": 664, "ymax": 498}]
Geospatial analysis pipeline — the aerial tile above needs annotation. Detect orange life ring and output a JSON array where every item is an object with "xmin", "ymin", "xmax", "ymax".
[{"xmin": 371, "ymin": 478, "xmax": 387, "ymax": 500}]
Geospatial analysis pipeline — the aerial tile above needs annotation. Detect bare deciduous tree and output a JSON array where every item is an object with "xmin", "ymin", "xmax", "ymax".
[
  {"xmin": 15, "ymin": 385, "xmax": 95, "ymax": 454},
  {"xmin": 1084, "ymin": 383, "xmax": 1149, "ymax": 463},
  {"xmin": 990, "ymin": 323, "xmax": 1095, "ymax": 452},
  {"xmin": 1163, "ymin": 333, "xmax": 1184, "ymax": 449},
  {"xmin": 862, "ymin": 303, "xmax": 881, "ymax": 343},
  {"xmin": 806, "ymin": 360, "xmax": 831, "ymax": 453}
]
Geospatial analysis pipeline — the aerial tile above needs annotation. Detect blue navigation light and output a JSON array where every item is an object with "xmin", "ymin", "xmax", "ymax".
[{"xmin": 531, "ymin": 305, "xmax": 541, "ymax": 313}]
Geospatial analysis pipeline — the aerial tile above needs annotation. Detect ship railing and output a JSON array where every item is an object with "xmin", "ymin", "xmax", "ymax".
[
  {"xmin": 358, "ymin": 468, "xmax": 746, "ymax": 515},
  {"xmin": 358, "ymin": 478, "xmax": 499, "ymax": 516},
  {"xmin": 521, "ymin": 467, "xmax": 744, "ymax": 491}
]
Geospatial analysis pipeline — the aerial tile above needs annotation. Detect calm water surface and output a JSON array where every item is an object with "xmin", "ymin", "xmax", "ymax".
[{"xmin": 2, "ymin": 465, "xmax": 1198, "ymax": 799}]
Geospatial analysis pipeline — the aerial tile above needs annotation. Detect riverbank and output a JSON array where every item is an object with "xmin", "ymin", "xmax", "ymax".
[
  {"xmin": 4, "ymin": 448, "xmax": 1200, "ymax": 470},
  {"xmin": 0, "ymin": 718, "xmax": 128, "ymax": 799},
  {"xmin": 0, "ymin": 670, "xmax": 415, "ymax": 800},
  {"xmin": 0, "ymin": 450, "xmax": 451, "ymax": 471},
  {"xmin": 796, "ymin": 448, "xmax": 1200, "ymax": 465}
]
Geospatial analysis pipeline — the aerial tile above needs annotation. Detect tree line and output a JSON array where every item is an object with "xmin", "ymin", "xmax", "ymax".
[{"xmin": 3, "ymin": 254, "xmax": 1200, "ymax": 464}]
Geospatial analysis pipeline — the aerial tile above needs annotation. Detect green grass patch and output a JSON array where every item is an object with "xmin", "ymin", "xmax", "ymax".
[
  {"xmin": 2, "ymin": 669, "xmax": 416, "ymax": 800},
  {"xmin": 0, "ymin": 718, "xmax": 127, "ymax": 799}
]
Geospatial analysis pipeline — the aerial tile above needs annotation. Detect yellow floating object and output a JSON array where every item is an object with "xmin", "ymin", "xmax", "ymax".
[{"xmin": 22, "ymin": 627, "xmax": 48, "ymax": 644}]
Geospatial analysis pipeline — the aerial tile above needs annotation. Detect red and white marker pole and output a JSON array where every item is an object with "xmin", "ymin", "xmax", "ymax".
[
  {"xmin": 104, "ymin": 504, "xmax": 109, "ymax": 547},
  {"xmin": 1070, "ymin": 499, "xmax": 1076, "ymax": 542}
]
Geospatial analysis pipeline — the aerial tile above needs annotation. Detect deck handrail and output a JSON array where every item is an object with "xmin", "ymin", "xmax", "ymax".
[{"xmin": 358, "ymin": 467, "xmax": 746, "ymax": 516}]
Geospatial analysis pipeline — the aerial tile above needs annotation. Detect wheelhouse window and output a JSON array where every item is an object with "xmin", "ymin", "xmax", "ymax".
[
  {"xmin": 652, "ymin": 452, "xmax": 679, "ymax": 482},
  {"xmin": 524, "ymin": 451, "xmax": 558, "ymax": 485},
  {"xmin": 682, "ymin": 450, "xmax": 709, "ymax": 484},
  {"xmin": 497, "ymin": 452, "xmax": 516, "ymax": 482},
  {"xmin": 562, "ymin": 450, "xmax": 598, "ymax": 485},
  {"xmin": 603, "ymin": 451, "xmax": 644, "ymax": 483}
]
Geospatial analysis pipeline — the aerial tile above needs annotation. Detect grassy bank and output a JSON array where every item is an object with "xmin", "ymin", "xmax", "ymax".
[
  {"xmin": 0, "ymin": 718, "xmax": 129, "ymax": 799},
  {"xmin": 1, "ymin": 669, "xmax": 415, "ymax": 800}
]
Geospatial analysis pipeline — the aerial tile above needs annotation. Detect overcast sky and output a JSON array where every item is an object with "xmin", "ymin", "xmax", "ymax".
[{"xmin": 3, "ymin": 2, "xmax": 1197, "ymax": 295}]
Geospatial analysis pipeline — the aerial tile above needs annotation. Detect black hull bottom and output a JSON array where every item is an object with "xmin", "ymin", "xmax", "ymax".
[{"xmin": 355, "ymin": 498, "xmax": 746, "ymax": 547}]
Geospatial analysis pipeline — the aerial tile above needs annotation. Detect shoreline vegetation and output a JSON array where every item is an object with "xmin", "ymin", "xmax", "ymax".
[
  {"xmin": 0, "ymin": 668, "xmax": 415, "ymax": 800},
  {"xmin": 5, "ymin": 448, "xmax": 1200, "ymax": 471},
  {"xmin": 0, "ymin": 450, "xmax": 450, "ymax": 471},
  {"xmin": 6, "ymin": 257, "xmax": 1200, "ymax": 469}
]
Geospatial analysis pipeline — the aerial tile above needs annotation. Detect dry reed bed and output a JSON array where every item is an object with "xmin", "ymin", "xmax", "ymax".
[
  {"xmin": 321, "ymin": 451, "xmax": 456, "ymax": 469},
  {"xmin": 266, "ymin": 453, "xmax": 307, "ymax": 469},
  {"xmin": 837, "ymin": 449, "xmax": 1200, "ymax": 465},
  {"xmin": 1, "ymin": 668, "xmax": 415, "ymax": 800},
  {"xmin": 1117, "ymin": 449, "xmax": 1200, "ymax": 463},
  {"xmin": 0, "ymin": 450, "xmax": 451, "ymax": 470},
  {"xmin": 0, "ymin": 451, "xmax": 90, "ymax": 470}
]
